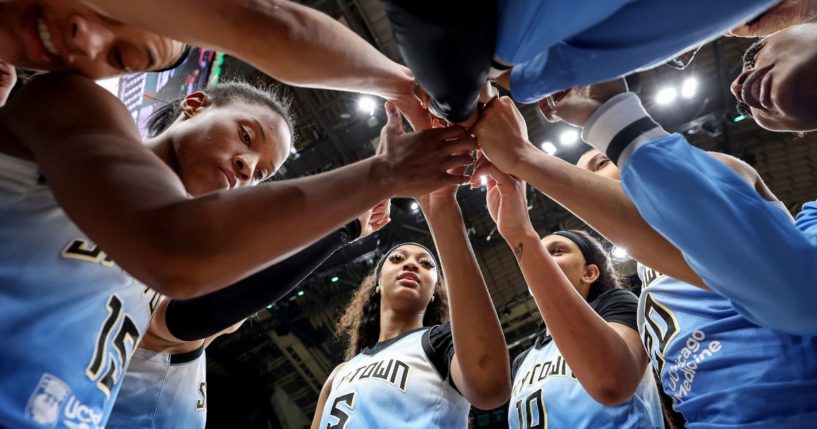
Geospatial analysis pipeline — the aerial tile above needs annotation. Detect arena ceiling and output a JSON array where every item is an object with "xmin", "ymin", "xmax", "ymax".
[{"xmin": 202, "ymin": 2, "xmax": 817, "ymax": 428}]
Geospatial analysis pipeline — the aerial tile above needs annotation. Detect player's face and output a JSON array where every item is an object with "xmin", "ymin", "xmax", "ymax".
[
  {"xmin": 0, "ymin": 0, "xmax": 185, "ymax": 78},
  {"xmin": 541, "ymin": 235, "xmax": 593, "ymax": 298},
  {"xmin": 166, "ymin": 98, "xmax": 292, "ymax": 197},
  {"xmin": 378, "ymin": 245, "xmax": 439, "ymax": 313},
  {"xmin": 731, "ymin": 23, "xmax": 817, "ymax": 132},
  {"xmin": 577, "ymin": 149, "xmax": 620, "ymax": 181}
]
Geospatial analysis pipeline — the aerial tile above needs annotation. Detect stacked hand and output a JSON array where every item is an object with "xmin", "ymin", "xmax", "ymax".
[
  {"xmin": 357, "ymin": 200, "xmax": 392, "ymax": 239},
  {"xmin": 476, "ymin": 160, "xmax": 535, "ymax": 242},
  {"xmin": 375, "ymin": 101, "xmax": 475, "ymax": 199}
]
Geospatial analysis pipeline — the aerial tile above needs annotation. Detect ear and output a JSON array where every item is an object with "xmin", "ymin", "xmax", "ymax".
[
  {"xmin": 180, "ymin": 91, "xmax": 209, "ymax": 118},
  {"xmin": 582, "ymin": 264, "xmax": 601, "ymax": 285}
]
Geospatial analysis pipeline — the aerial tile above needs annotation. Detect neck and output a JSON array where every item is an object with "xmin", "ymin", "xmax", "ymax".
[
  {"xmin": 143, "ymin": 133, "xmax": 177, "ymax": 171},
  {"xmin": 377, "ymin": 308, "xmax": 425, "ymax": 343}
]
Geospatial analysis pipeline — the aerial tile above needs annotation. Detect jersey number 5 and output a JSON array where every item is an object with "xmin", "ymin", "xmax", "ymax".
[
  {"xmin": 515, "ymin": 389, "xmax": 546, "ymax": 429},
  {"xmin": 326, "ymin": 392, "xmax": 355, "ymax": 429},
  {"xmin": 85, "ymin": 295, "xmax": 141, "ymax": 397}
]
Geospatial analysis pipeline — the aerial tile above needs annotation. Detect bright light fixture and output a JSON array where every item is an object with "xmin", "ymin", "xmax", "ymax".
[
  {"xmin": 655, "ymin": 87, "xmax": 678, "ymax": 105},
  {"xmin": 541, "ymin": 141, "xmax": 557, "ymax": 155},
  {"xmin": 410, "ymin": 202, "xmax": 419, "ymax": 211},
  {"xmin": 612, "ymin": 246, "xmax": 629, "ymax": 259},
  {"xmin": 559, "ymin": 129, "xmax": 579, "ymax": 146},
  {"xmin": 358, "ymin": 96, "xmax": 377, "ymax": 115},
  {"xmin": 681, "ymin": 77, "xmax": 698, "ymax": 99}
]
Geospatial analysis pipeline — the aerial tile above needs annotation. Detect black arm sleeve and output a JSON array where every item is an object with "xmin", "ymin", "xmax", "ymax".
[
  {"xmin": 422, "ymin": 322, "xmax": 461, "ymax": 393},
  {"xmin": 381, "ymin": 0, "xmax": 496, "ymax": 123},
  {"xmin": 589, "ymin": 288, "xmax": 640, "ymax": 333},
  {"xmin": 165, "ymin": 220, "xmax": 361, "ymax": 341}
]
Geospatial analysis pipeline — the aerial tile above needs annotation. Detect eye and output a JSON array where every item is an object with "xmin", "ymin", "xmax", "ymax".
[
  {"xmin": 254, "ymin": 169, "xmax": 265, "ymax": 181},
  {"xmin": 388, "ymin": 254, "xmax": 405, "ymax": 263},
  {"xmin": 111, "ymin": 47, "xmax": 127, "ymax": 71},
  {"xmin": 595, "ymin": 159, "xmax": 610, "ymax": 171},
  {"xmin": 419, "ymin": 258, "xmax": 436, "ymax": 269},
  {"xmin": 550, "ymin": 247, "xmax": 565, "ymax": 256},
  {"xmin": 240, "ymin": 126, "xmax": 252, "ymax": 147}
]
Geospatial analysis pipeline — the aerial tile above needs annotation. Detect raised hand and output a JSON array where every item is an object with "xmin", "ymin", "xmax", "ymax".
[
  {"xmin": 0, "ymin": 61, "xmax": 17, "ymax": 107},
  {"xmin": 388, "ymin": 67, "xmax": 434, "ymax": 131},
  {"xmin": 358, "ymin": 199, "xmax": 392, "ymax": 239},
  {"xmin": 538, "ymin": 79, "xmax": 628, "ymax": 128},
  {"xmin": 474, "ymin": 160, "xmax": 536, "ymax": 243},
  {"xmin": 471, "ymin": 96, "xmax": 533, "ymax": 174},
  {"xmin": 375, "ymin": 101, "xmax": 475, "ymax": 198}
]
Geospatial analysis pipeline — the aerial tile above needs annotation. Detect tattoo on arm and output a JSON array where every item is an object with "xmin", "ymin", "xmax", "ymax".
[{"xmin": 513, "ymin": 242, "xmax": 523, "ymax": 260}]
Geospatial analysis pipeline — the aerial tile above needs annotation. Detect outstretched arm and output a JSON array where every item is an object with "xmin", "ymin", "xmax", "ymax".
[
  {"xmin": 417, "ymin": 184, "xmax": 511, "ymax": 410},
  {"xmin": 482, "ymin": 165, "xmax": 648, "ymax": 406},
  {"xmin": 81, "ymin": 0, "xmax": 430, "ymax": 128},
  {"xmin": 578, "ymin": 90, "xmax": 817, "ymax": 336},
  {"xmin": 0, "ymin": 74, "xmax": 474, "ymax": 299},
  {"xmin": 472, "ymin": 94, "xmax": 705, "ymax": 288}
]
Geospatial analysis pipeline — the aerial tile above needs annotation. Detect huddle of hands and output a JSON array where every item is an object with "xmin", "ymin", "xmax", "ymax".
[{"xmin": 360, "ymin": 77, "xmax": 629, "ymax": 245}]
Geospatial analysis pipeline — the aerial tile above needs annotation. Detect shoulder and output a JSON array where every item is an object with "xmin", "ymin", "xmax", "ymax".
[
  {"xmin": 590, "ymin": 288, "xmax": 639, "ymax": 332},
  {"xmin": 1, "ymin": 73, "xmax": 140, "ymax": 146},
  {"xmin": 511, "ymin": 348, "xmax": 533, "ymax": 379}
]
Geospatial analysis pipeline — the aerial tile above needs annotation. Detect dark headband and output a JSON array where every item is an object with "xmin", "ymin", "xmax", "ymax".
[
  {"xmin": 552, "ymin": 231, "xmax": 596, "ymax": 266},
  {"xmin": 374, "ymin": 242, "xmax": 440, "ymax": 286}
]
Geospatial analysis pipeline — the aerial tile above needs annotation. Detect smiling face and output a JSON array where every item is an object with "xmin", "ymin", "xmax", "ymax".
[
  {"xmin": 377, "ymin": 245, "xmax": 439, "ymax": 314},
  {"xmin": 577, "ymin": 149, "xmax": 621, "ymax": 181},
  {"xmin": 164, "ymin": 95, "xmax": 292, "ymax": 197},
  {"xmin": 0, "ymin": 0, "xmax": 185, "ymax": 78},
  {"xmin": 730, "ymin": 23, "xmax": 817, "ymax": 132}
]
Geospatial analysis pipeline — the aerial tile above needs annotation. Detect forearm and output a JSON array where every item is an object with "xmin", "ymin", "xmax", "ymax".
[
  {"xmin": 425, "ymin": 202, "xmax": 510, "ymax": 407},
  {"xmin": 509, "ymin": 145, "xmax": 704, "ymax": 287},
  {"xmin": 584, "ymin": 92, "xmax": 817, "ymax": 334},
  {"xmin": 83, "ymin": 0, "xmax": 411, "ymax": 98},
  {"xmin": 510, "ymin": 232, "xmax": 642, "ymax": 400},
  {"xmin": 164, "ymin": 221, "xmax": 359, "ymax": 341}
]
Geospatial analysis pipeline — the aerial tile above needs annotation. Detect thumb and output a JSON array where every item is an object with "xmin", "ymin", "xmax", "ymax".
[{"xmin": 383, "ymin": 101, "xmax": 405, "ymax": 135}]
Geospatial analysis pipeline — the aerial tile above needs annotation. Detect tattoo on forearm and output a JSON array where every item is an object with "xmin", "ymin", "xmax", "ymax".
[{"xmin": 513, "ymin": 242, "xmax": 524, "ymax": 260}]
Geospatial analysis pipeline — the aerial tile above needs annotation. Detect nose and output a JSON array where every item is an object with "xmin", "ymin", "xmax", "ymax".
[
  {"xmin": 231, "ymin": 154, "xmax": 258, "ymax": 184},
  {"xmin": 731, "ymin": 70, "xmax": 751, "ymax": 102},
  {"xmin": 402, "ymin": 261, "xmax": 419, "ymax": 272},
  {"xmin": 67, "ymin": 15, "xmax": 112, "ymax": 63}
]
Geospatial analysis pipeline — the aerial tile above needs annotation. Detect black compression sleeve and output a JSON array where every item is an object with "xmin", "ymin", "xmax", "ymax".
[
  {"xmin": 381, "ymin": 0, "xmax": 496, "ymax": 123},
  {"xmin": 165, "ymin": 220, "xmax": 361, "ymax": 341}
]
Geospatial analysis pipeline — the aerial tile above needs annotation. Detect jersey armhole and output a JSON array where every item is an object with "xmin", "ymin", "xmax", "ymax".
[{"xmin": 421, "ymin": 327, "xmax": 462, "ymax": 395}]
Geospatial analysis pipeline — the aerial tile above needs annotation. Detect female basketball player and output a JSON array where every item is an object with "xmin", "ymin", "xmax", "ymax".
[
  {"xmin": 0, "ymin": 73, "xmax": 473, "ymax": 428},
  {"xmin": 471, "ymin": 88, "xmax": 817, "ymax": 428},
  {"xmin": 312, "ymin": 182, "xmax": 511, "ymax": 428},
  {"xmin": 479, "ymin": 164, "xmax": 663, "ymax": 428}
]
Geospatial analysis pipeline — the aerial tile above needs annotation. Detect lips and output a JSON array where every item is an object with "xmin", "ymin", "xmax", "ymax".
[
  {"xmin": 218, "ymin": 167, "xmax": 236, "ymax": 190},
  {"xmin": 741, "ymin": 65, "xmax": 774, "ymax": 112},
  {"xmin": 20, "ymin": 4, "xmax": 64, "ymax": 69},
  {"xmin": 397, "ymin": 272, "xmax": 421, "ymax": 286}
]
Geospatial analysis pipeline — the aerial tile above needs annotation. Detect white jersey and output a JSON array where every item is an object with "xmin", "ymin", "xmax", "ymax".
[
  {"xmin": 318, "ymin": 325, "xmax": 469, "ymax": 428},
  {"xmin": 108, "ymin": 346, "xmax": 208, "ymax": 429},
  {"xmin": 0, "ymin": 152, "xmax": 159, "ymax": 429}
]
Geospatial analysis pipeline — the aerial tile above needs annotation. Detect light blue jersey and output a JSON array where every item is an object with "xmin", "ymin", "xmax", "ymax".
[
  {"xmin": 0, "ymin": 153, "xmax": 159, "ymax": 428},
  {"xmin": 318, "ymin": 327, "xmax": 469, "ymax": 429},
  {"xmin": 509, "ymin": 288, "xmax": 664, "ymax": 429},
  {"xmin": 494, "ymin": 0, "xmax": 776, "ymax": 103},
  {"xmin": 108, "ymin": 346, "xmax": 207, "ymax": 429},
  {"xmin": 638, "ymin": 267, "xmax": 817, "ymax": 428}
]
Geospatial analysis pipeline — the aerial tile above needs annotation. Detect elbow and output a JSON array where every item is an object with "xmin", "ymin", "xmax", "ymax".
[
  {"xmin": 133, "ymin": 256, "xmax": 206, "ymax": 300},
  {"xmin": 467, "ymin": 377, "xmax": 512, "ymax": 410},
  {"xmin": 586, "ymin": 379, "xmax": 638, "ymax": 407}
]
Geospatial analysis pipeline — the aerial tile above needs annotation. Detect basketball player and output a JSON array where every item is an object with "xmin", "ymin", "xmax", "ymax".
[
  {"xmin": 477, "ymin": 163, "xmax": 662, "ymax": 428},
  {"xmin": 109, "ymin": 200, "xmax": 390, "ymax": 429},
  {"xmin": 0, "ymin": 72, "xmax": 472, "ymax": 428},
  {"xmin": 312, "ymin": 182, "xmax": 511, "ymax": 428},
  {"xmin": 471, "ymin": 87, "xmax": 817, "ymax": 427}
]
